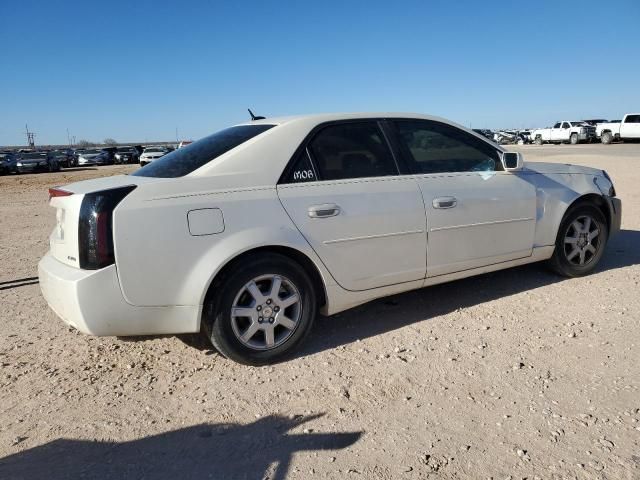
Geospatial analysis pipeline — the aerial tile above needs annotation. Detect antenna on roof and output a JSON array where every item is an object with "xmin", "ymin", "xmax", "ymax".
[{"xmin": 248, "ymin": 108, "xmax": 266, "ymax": 121}]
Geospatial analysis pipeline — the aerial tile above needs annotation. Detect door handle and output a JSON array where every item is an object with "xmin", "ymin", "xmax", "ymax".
[
  {"xmin": 432, "ymin": 196, "xmax": 457, "ymax": 209},
  {"xmin": 308, "ymin": 203, "xmax": 341, "ymax": 218}
]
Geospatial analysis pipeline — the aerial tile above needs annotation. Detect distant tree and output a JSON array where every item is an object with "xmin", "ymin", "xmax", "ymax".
[
  {"xmin": 77, "ymin": 139, "xmax": 93, "ymax": 147},
  {"xmin": 103, "ymin": 138, "xmax": 117, "ymax": 146}
]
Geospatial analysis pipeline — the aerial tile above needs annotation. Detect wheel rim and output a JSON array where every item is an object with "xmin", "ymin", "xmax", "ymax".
[
  {"xmin": 563, "ymin": 215, "xmax": 602, "ymax": 266},
  {"xmin": 230, "ymin": 274, "xmax": 302, "ymax": 351}
]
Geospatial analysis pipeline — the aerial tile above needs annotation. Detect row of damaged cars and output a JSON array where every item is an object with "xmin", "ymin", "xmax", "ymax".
[
  {"xmin": 529, "ymin": 114, "xmax": 640, "ymax": 145},
  {"xmin": 0, "ymin": 145, "xmax": 173, "ymax": 175},
  {"xmin": 0, "ymin": 150, "xmax": 63, "ymax": 174}
]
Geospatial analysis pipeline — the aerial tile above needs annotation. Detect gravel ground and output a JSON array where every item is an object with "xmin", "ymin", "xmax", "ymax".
[{"xmin": 1, "ymin": 144, "xmax": 639, "ymax": 479}]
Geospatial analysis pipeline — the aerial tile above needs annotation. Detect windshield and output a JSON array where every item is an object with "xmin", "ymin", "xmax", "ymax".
[
  {"xmin": 570, "ymin": 122, "xmax": 587, "ymax": 126},
  {"xmin": 134, "ymin": 124, "xmax": 275, "ymax": 178}
]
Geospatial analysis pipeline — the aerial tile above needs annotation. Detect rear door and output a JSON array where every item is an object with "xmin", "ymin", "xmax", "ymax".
[
  {"xmin": 277, "ymin": 121, "xmax": 427, "ymax": 291},
  {"xmin": 390, "ymin": 120, "xmax": 536, "ymax": 277}
]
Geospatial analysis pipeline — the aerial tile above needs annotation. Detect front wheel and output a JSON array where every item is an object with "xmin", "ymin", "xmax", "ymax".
[
  {"xmin": 601, "ymin": 132, "xmax": 613, "ymax": 144},
  {"xmin": 547, "ymin": 204, "xmax": 608, "ymax": 277},
  {"xmin": 204, "ymin": 253, "xmax": 317, "ymax": 365},
  {"xmin": 570, "ymin": 133, "xmax": 578, "ymax": 145},
  {"xmin": 534, "ymin": 136, "xmax": 543, "ymax": 145}
]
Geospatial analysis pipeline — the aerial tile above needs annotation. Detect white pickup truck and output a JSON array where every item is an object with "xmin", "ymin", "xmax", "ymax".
[
  {"xmin": 532, "ymin": 121, "xmax": 596, "ymax": 145},
  {"xmin": 596, "ymin": 114, "xmax": 640, "ymax": 144}
]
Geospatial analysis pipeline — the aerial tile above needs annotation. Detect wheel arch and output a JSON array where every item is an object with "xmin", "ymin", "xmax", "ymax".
[
  {"xmin": 199, "ymin": 244, "xmax": 329, "ymax": 330},
  {"xmin": 563, "ymin": 193, "xmax": 611, "ymax": 234}
]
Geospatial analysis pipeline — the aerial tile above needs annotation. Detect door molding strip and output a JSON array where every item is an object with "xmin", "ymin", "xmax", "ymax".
[
  {"xmin": 430, "ymin": 217, "xmax": 534, "ymax": 232},
  {"xmin": 323, "ymin": 229, "xmax": 425, "ymax": 245}
]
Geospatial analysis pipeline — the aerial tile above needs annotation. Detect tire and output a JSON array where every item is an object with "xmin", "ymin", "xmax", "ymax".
[
  {"xmin": 204, "ymin": 253, "xmax": 318, "ymax": 365},
  {"xmin": 535, "ymin": 136, "xmax": 543, "ymax": 145},
  {"xmin": 570, "ymin": 133, "xmax": 578, "ymax": 145},
  {"xmin": 601, "ymin": 132, "xmax": 612, "ymax": 144},
  {"xmin": 547, "ymin": 204, "xmax": 608, "ymax": 277}
]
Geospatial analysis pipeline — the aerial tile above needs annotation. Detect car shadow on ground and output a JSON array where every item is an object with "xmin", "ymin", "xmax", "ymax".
[
  {"xmin": 60, "ymin": 167, "xmax": 98, "ymax": 172},
  {"xmin": 0, "ymin": 414, "xmax": 362, "ymax": 480},
  {"xmin": 171, "ymin": 229, "xmax": 640, "ymax": 359}
]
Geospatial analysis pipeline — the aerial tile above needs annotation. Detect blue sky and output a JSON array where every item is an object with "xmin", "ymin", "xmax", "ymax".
[{"xmin": 1, "ymin": 0, "xmax": 638, "ymax": 146}]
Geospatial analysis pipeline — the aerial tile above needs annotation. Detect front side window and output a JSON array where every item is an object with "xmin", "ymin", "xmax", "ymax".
[
  {"xmin": 562, "ymin": 122, "xmax": 570, "ymax": 129},
  {"xmin": 308, "ymin": 122, "xmax": 398, "ymax": 181},
  {"xmin": 394, "ymin": 120, "xmax": 502, "ymax": 174},
  {"xmin": 134, "ymin": 125, "xmax": 274, "ymax": 178}
]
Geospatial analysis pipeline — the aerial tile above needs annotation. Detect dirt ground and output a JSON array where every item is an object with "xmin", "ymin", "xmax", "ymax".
[{"xmin": 1, "ymin": 144, "xmax": 639, "ymax": 479}]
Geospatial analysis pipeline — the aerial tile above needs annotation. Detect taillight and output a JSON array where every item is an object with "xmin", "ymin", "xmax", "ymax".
[
  {"xmin": 48, "ymin": 187, "xmax": 73, "ymax": 201},
  {"xmin": 78, "ymin": 185, "xmax": 136, "ymax": 270}
]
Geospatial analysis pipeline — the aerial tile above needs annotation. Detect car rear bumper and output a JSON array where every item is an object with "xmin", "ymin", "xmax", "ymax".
[{"xmin": 38, "ymin": 253, "xmax": 200, "ymax": 336}]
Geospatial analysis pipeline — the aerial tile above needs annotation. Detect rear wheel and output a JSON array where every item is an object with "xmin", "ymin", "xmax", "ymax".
[
  {"xmin": 547, "ymin": 204, "xmax": 608, "ymax": 277},
  {"xmin": 601, "ymin": 132, "xmax": 613, "ymax": 144},
  {"xmin": 204, "ymin": 253, "xmax": 317, "ymax": 365},
  {"xmin": 570, "ymin": 133, "xmax": 578, "ymax": 145}
]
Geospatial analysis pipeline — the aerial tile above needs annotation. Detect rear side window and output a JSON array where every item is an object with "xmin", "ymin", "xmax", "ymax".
[
  {"xmin": 394, "ymin": 120, "xmax": 502, "ymax": 174},
  {"xmin": 133, "ymin": 125, "xmax": 274, "ymax": 178},
  {"xmin": 625, "ymin": 115, "xmax": 640, "ymax": 123},
  {"xmin": 283, "ymin": 149, "xmax": 317, "ymax": 183},
  {"xmin": 308, "ymin": 122, "xmax": 398, "ymax": 181}
]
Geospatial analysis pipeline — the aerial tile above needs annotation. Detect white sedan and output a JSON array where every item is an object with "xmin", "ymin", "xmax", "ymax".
[
  {"xmin": 139, "ymin": 146, "xmax": 170, "ymax": 166},
  {"xmin": 39, "ymin": 113, "xmax": 621, "ymax": 365}
]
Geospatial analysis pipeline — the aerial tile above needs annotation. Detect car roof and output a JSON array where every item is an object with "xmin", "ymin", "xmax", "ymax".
[
  {"xmin": 236, "ymin": 112, "xmax": 454, "ymax": 127},
  {"xmin": 187, "ymin": 112, "xmax": 502, "ymax": 185}
]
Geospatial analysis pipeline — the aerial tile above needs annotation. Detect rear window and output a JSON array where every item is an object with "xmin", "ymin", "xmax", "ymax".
[{"xmin": 133, "ymin": 125, "xmax": 275, "ymax": 178}]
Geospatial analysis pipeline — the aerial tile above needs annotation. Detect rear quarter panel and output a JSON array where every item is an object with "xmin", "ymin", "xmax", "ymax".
[{"xmin": 112, "ymin": 184, "xmax": 335, "ymax": 308}]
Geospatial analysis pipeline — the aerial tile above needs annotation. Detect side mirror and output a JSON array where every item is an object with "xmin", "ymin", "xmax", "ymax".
[{"xmin": 501, "ymin": 151, "xmax": 524, "ymax": 171}]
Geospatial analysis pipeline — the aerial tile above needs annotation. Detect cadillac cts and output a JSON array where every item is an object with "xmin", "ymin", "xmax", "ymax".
[{"xmin": 38, "ymin": 113, "xmax": 621, "ymax": 365}]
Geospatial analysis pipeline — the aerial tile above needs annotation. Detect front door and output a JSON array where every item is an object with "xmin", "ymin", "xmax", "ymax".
[
  {"xmin": 277, "ymin": 121, "xmax": 427, "ymax": 291},
  {"xmin": 390, "ymin": 119, "xmax": 536, "ymax": 277}
]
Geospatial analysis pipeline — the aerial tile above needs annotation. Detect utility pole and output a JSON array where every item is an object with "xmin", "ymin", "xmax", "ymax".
[
  {"xmin": 25, "ymin": 124, "xmax": 35, "ymax": 148},
  {"xmin": 67, "ymin": 128, "xmax": 72, "ymax": 147},
  {"xmin": 175, "ymin": 127, "xmax": 179, "ymax": 144}
]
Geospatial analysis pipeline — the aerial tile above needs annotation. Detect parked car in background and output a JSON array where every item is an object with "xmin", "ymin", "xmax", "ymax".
[
  {"xmin": 582, "ymin": 119, "xmax": 608, "ymax": 127},
  {"xmin": 532, "ymin": 121, "xmax": 596, "ymax": 145},
  {"xmin": 472, "ymin": 129, "xmax": 494, "ymax": 141},
  {"xmin": 139, "ymin": 146, "xmax": 170, "ymax": 166},
  {"xmin": 38, "ymin": 112, "xmax": 620, "ymax": 365},
  {"xmin": 50, "ymin": 150, "xmax": 76, "ymax": 168},
  {"xmin": 493, "ymin": 129, "xmax": 530, "ymax": 145},
  {"xmin": 596, "ymin": 114, "xmax": 640, "ymax": 144},
  {"xmin": 0, "ymin": 151, "xmax": 19, "ymax": 174},
  {"xmin": 114, "ymin": 146, "xmax": 140, "ymax": 164},
  {"xmin": 77, "ymin": 149, "xmax": 110, "ymax": 166},
  {"xmin": 16, "ymin": 151, "xmax": 60, "ymax": 173}
]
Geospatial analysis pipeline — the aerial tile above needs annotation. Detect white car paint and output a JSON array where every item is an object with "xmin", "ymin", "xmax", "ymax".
[
  {"xmin": 139, "ymin": 147, "xmax": 169, "ymax": 165},
  {"xmin": 38, "ymin": 112, "xmax": 621, "ymax": 338},
  {"xmin": 596, "ymin": 114, "xmax": 640, "ymax": 142},
  {"xmin": 532, "ymin": 121, "xmax": 596, "ymax": 144}
]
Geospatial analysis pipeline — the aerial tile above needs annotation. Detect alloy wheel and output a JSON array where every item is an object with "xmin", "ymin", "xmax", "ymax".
[
  {"xmin": 563, "ymin": 215, "xmax": 601, "ymax": 266},
  {"xmin": 230, "ymin": 274, "xmax": 302, "ymax": 350}
]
